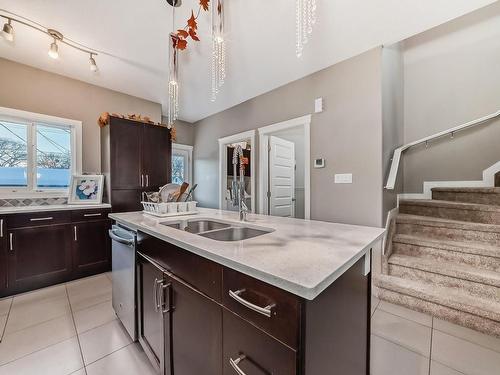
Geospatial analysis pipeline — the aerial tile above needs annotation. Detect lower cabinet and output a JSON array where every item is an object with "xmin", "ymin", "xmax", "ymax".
[
  {"xmin": 223, "ymin": 309, "xmax": 297, "ymax": 375},
  {"xmin": 7, "ymin": 224, "xmax": 72, "ymax": 292},
  {"xmin": 72, "ymin": 219, "xmax": 111, "ymax": 278},
  {"xmin": 0, "ymin": 216, "xmax": 7, "ymax": 292}
]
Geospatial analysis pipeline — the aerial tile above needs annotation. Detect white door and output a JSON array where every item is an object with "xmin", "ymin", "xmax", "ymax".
[{"xmin": 269, "ymin": 136, "xmax": 295, "ymax": 217}]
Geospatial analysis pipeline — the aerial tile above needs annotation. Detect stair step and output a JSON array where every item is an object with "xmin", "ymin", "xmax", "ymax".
[
  {"xmin": 392, "ymin": 234, "xmax": 500, "ymax": 272},
  {"xmin": 399, "ymin": 199, "xmax": 500, "ymax": 225},
  {"xmin": 375, "ymin": 275, "xmax": 500, "ymax": 338},
  {"xmin": 395, "ymin": 214, "xmax": 500, "ymax": 245},
  {"xmin": 388, "ymin": 254, "xmax": 500, "ymax": 302},
  {"xmin": 375, "ymin": 274, "xmax": 500, "ymax": 324},
  {"xmin": 432, "ymin": 187, "xmax": 500, "ymax": 206}
]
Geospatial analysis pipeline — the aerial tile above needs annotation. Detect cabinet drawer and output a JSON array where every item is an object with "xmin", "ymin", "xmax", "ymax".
[
  {"xmin": 138, "ymin": 235, "xmax": 222, "ymax": 301},
  {"xmin": 223, "ymin": 309, "xmax": 297, "ymax": 375},
  {"xmin": 7, "ymin": 211, "xmax": 71, "ymax": 229},
  {"xmin": 71, "ymin": 208, "xmax": 111, "ymax": 222},
  {"xmin": 222, "ymin": 268, "xmax": 301, "ymax": 349}
]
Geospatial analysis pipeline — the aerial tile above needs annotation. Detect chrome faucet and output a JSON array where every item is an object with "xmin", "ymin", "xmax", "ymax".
[{"xmin": 231, "ymin": 145, "xmax": 248, "ymax": 221}]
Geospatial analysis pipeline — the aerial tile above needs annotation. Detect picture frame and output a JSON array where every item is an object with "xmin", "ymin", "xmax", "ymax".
[{"xmin": 68, "ymin": 174, "xmax": 104, "ymax": 204}]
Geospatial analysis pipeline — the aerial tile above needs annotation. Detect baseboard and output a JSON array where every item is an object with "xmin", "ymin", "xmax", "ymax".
[{"xmin": 397, "ymin": 160, "xmax": 500, "ymax": 202}]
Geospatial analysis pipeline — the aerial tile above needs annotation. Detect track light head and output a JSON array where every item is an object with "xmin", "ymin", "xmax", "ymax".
[
  {"xmin": 48, "ymin": 40, "xmax": 59, "ymax": 59},
  {"xmin": 89, "ymin": 54, "xmax": 98, "ymax": 72},
  {"xmin": 1, "ymin": 19, "xmax": 14, "ymax": 42}
]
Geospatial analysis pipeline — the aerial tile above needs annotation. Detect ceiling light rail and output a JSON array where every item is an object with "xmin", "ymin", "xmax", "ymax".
[{"xmin": 0, "ymin": 12, "xmax": 99, "ymax": 72}]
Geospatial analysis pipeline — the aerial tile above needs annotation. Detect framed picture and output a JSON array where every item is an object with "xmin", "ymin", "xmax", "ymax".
[{"xmin": 68, "ymin": 175, "xmax": 104, "ymax": 204}]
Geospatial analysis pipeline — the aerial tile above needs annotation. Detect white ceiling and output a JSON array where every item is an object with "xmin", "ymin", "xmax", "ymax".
[{"xmin": 0, "ymin": 0, "xmax": 496, "ymax": 123}]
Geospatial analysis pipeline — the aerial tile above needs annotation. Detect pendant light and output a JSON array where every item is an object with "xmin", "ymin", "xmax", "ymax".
[
  {"xmin": 296, "ymin": 0, "xmax": 317, "ymax": 57},
  {"xmin": 211, "ymin": 0, "xmax": 225, "ymax": 102},
  {"xmin": 89, "ymin": 53, "xmax": 98, "ymax": 72},
  {"xmin": 1, "ymin": 18, "xmax": 14, "ymax": 41},
  {"xmin": 47, "ymin": 29, "xmax": 63, "ymax": 59}
]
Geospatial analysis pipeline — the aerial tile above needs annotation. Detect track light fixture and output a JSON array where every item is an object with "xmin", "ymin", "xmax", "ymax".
[
  {"xmin": 89, "ymin": 53, "xmax": 98, "ymax": 72},
  {"xmin": 1, "ymin": 18, "xmax": 13, "ymax": 41},
  {"xmin": 0, "ymin": 12, "xmax": 99, "ymax": 71}
]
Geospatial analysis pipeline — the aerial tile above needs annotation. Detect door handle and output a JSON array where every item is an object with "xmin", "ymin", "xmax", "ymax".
[
  {"xmin": 153, "ymin": 278, "xmax": 164, "ymax": 312},
  {"xmin": 160, "ymin": 282, "xmax": 172, "ymax": 314},
  {"xmin": 74, "ymin": 226, "xmax": 78, "ymax": 241},
  {"xmin": 229, "ymin": 289, "xmax": 276, "ymax": 318},
  {"xmin": 9, "ymin": 233, "xmax": 13, "ymax": 252},
  {"xmin": 229, "ymin": 355, "xmax": 248, "ymax": 375},
  {"xmin": 0, "ymin": 219, "xmax": 3, "ymax": 237},
  {"xmin": 141, "ymin": 174, "xmax": 144, "ymax": 187},
  {"xmin": 146, "ymin": 174, "xmax": 149, "ymax": 187}
]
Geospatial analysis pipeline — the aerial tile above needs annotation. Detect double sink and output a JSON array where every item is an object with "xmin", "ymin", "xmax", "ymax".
[{"xmin": 160, "ymin": 219, "xmax": 273, "ymax": 241}]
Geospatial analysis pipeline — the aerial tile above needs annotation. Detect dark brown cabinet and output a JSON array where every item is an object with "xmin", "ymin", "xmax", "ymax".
[
  {"xmin": 7, "ymin": 224, "xmax": 72, "ymax": 292},
  {"xmin": 101, "ymin": 116, "xmax": 172, "ymax": 213},
  {"xmin": 137, "ymin": 232, "xmax": 371, "ymax": 375},
  {"xmin": 0, "ymin": 208, "xmax": 111, "ymax": 297},
  {"xmin": 0, "ymin": 217, "xmax": 7, "ymax": 293},
  {"xmin": 72, "ymin": 219, "xmax": 111, "ymax": 278}
]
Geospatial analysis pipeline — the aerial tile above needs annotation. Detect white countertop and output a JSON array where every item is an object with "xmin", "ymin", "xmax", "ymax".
[
  {"xmin": 0, "ymin": 203, "xmax": 112, "ymax": 214},
  {"xmin": 110, "ymin": 208, "xmax": 385, "ymax": 300}
]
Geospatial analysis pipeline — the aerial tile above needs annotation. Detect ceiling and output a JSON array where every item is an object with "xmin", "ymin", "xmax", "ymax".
[{"xmin": 0, "ymin": 0, "xmax": 496, "ymax": 123}]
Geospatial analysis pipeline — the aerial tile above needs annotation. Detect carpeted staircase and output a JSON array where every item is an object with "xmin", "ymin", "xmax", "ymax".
[{"xmin": 375, "ymin": 187, "xmax": 500, "ymax": 337}]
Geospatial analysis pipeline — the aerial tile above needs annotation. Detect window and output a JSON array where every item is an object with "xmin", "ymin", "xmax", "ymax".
[
  {"xmin": 171, "ymin": 144, "xmax": 193, "ymax": 185},
  {"xmin": 0, "ymin": 107, "xmax": 82, "ymax": 196}
]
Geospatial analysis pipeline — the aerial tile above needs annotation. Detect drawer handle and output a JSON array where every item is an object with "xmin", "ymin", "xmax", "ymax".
[
  {"xmin": 30, "ymin": 217, "xmax": 53, "ymax": 222},
  {"xmin": 229, "ymin": 355, "xmax": 247, "ymax": 375},
  {"xmin": 83, "ymin": 213, "xmax": 102, "ymax": 217},
  {"xmin": 229, "ymin": 289, "xmax": 276, "ymax": 318}
]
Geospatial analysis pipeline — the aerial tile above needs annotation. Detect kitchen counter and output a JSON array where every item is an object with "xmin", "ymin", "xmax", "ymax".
[
  {"xmin": 0, "ymin": 203, "xmax": 112, "ymax": 214},
  {"xmin": 110, "ymin": 208, "xmax": 384, "ymax": 300}
]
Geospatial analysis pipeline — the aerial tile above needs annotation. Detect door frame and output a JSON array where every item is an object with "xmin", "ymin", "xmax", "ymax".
[
  {"xmin": 218, "ymin": 130, "xmax": 256, "ymax": 213},
  {"xmin": 258, "ymin": 115, "xmax": 311, "ymax": 219},
  {"xmin": 172, "ymin": 143, "xmax": 193, "ymax": 184}
]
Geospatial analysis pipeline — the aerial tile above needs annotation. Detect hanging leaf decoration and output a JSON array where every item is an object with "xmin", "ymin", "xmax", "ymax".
[
  {"xmin": 200, "ymin": 0, "xmax": 210, "ymax": 11},
  {"xmin": 172, "ymin": 2, "xmax": 209, "ymax": 51}
]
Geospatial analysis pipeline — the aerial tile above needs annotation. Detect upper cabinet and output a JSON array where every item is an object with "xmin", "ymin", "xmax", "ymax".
[{"xmin": 101, "ymin": 117, "xmax": 172, "ymax": 212}]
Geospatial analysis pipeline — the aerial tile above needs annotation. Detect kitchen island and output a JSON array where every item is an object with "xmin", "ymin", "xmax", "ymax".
[{"xmin": 110, "ymin": 208, "xmax": 384, "ymax": 375}]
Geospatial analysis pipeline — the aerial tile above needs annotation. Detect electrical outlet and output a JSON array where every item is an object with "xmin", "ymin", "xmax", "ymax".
[{"xmin": 334, "ymin": 173, "xmax": 353, "ymax": 184}]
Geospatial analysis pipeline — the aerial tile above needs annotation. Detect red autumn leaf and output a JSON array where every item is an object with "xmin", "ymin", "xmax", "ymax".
[
  {"xmin": 200, "ymin": 0, "xmax": 209, "ymax": 11},
  {"xmin": 187, "ymin": 10, "xmax": 197, "ymax": 30},
  {"xmin": 177, "ymin": 29, "xmax": 189, "ymax": 38},
  {"xmin": 176, "ymin": 38, "xmax": 187, "ymax": 50},
  {"xmin": 189, "ymin": 28, "xmax": 200, "ymax": 41}
]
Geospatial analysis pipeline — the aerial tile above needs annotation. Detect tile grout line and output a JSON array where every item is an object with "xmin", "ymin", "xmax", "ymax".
[
  {"xmin": 432, "ymin": 325, "xmax": 500, "ymax": 355},
  {"xmin": 0, "ymin": 297, "xmax": 13, "ymax": 342},
  {"xmin": 371, "ymin": 332, "xmax": 430, "ymax": 360},
  {"xmin": 427, "ymin": 317, "xmax": 434, "ymax": 375},
  {"xmin": 83, "ymin": 341, "xmax": 136, "ymax": 369},
  {"xmin": 376, "ymin": 303, "xmax": 432, "ymax": 328},
  {"xmin": 65, "ymin": 284, "xmax": 88, "ymax": 375}
]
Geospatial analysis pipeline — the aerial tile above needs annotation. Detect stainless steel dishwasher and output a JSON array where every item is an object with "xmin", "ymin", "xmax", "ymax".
[{"xmin": 109, "ymin": 224, "xmax": 139, "ymax": 341}]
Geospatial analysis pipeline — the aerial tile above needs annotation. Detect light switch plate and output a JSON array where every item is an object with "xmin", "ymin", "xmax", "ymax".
[
  {"xmin": 315, "ymin": 98, "xmax": 323, "ymax": 113},
  {"xmin": 314, "ymin": 158, "xmax": 325, "ymax": 168},
  {"xmin": 334, "ymin": 173, "xmax": 353, "ymax": 184}
]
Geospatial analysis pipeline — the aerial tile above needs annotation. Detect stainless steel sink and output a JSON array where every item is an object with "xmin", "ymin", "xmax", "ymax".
[
  {"xmin": 161, "ymin": 220, "xmax": 230, "ymax": 234},
  {"xmin": 199, "ymin": 226, "xmax": 270, "ymax": 241}
]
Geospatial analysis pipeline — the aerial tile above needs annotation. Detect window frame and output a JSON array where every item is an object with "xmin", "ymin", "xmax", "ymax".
[
  {"xmin": 0, "ymin": 107, "xmax": 82, "ymax": 198},
  {"xmin": 171, "ymin": 143, "xmax": 193, "ymax": 185}
]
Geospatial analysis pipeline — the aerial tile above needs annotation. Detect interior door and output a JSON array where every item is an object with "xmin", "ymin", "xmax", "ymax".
[
  {"xmin": 269, "ymin": 136, "xmax": 295, "ymax": 217},
  {"xmin": 143, "ymin": 125, "xmax": 172, "ymax": 190},
  {"xmin": 138, "ymin": 255, "xmax": 171, "ymax": 375},
  {"xmin": 171, "ymin": 276, "xmax": 222, "ymax": 375}
]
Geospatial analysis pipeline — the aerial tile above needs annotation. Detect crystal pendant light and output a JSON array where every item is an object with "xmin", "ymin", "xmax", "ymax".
[
  {"xmin": 296, "ymin": 0, "xmax": 316, "ymax": 57},
  {"xmin": 167, "ymin": 32, "xmax": 180, "ymax": 127},
  {"xmin": 211, "ymin": 0, "xmax": 225, "ymax": 102}
]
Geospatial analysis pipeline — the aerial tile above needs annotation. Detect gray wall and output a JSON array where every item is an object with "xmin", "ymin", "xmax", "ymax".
[
  {"xmin": 193, "ymin": 48, "xmax": 384, "ymax": 227},
  {"xmin": 0, "ymin": 58, "xmax": 162, "ymax": 173},
  {"xmin": 402, "ymin": 3, "xmax": 500, "ymax": 192},
  {"xmin": 164, "ymin": 118, "xmax": 194, "ymax": 146},
  {"xmin": 382, "ymin": 44, "xmax": 405, "ymax": 222}
]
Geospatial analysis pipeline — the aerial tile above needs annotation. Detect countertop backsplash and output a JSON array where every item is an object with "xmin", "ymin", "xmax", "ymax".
[{"xmin": 0, "ymin": 197, "xmax": 68, "ymax": 207}]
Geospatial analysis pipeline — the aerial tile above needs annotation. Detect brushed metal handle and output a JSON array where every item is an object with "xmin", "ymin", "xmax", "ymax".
[
  {"xmin": 146, "ymin": 174, "xmax": 149, "ymax": 187},
  {"xmin": 30, "ymin": 217, "xmax": 53, "ymax": 222},
  {"xmin": 9, "ymin": 233, "xmax": 13, "ymax": 252},
  {"xmin": 141, "ymin": 174, "xmax": 144, "ymax": 187},
  {"xmin": 0, "ymin": 219, "xmax": 3, "ymax": 237},
  {"xmin": 160, "ymin": 282, "xmax": 172, "ymax": 314},
  {"xmin": 229, "ymin": 289, "xmax": 276, "ymax": 318},
  {"xmin": 74, "ymin": 226, "xmax": 78, "ymax": 241},
  {"xmin": 153, "ymin": 278, "xmax": 159, "ymax": 312},
  {"xmin": 229, "ymin": 355, "xmax": 247, "ymax": 375},
  {"xmin": 83, "ymin": 213, "xmax": 102, "ymax": 217}
]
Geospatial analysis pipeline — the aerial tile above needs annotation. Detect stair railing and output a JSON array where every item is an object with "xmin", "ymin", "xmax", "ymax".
[{"xmin": 385, "ymin": 109, "xmax": 500, "ymax": 190}]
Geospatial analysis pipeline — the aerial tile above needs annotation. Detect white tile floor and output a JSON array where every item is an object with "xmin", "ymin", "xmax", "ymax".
[
  {"xmin": 370, "ymin": 296, "xmax": 500, "ymax": 375},
  {"xmin": 1, "ymin": 274, "xmax": 499, "ymax": 375}
]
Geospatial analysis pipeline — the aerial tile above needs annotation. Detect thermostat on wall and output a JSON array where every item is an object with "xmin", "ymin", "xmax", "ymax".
[{"xmin": 314, "ymin": 158, "xmax": 325, "ymax": 168}]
